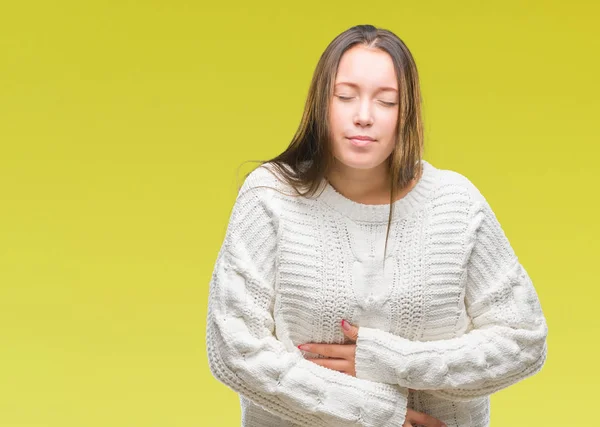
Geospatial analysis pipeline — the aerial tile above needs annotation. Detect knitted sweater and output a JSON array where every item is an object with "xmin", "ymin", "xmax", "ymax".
[{"xmin": 205, "ymin": 159, "xmax": 548, "ymax": 427}]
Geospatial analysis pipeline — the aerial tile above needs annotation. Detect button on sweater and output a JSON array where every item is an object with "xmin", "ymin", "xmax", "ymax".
[{"xmin": 206, "ymin": 159, "xmax": 548, "ymax": 427}]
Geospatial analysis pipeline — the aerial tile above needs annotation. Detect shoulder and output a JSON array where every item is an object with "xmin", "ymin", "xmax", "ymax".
[
  {"xmin": 428, "ymin": 164, "xmax": 508, "ymax": 238},
  {"xmin": 429, "ymin": 162, "xmax": 487, "ymax": 206},
  {"xmin": 225, "ymin": 164, "xmax": 286, "ymax": 241},
  {"xmin": 233, "ymin": 162, "xmax": 299, "ymax": 223},
  {"xmin": 238, "ymin": 162, "xmax": 291, "ymax": 200},
  {"xmin": 241, "ymin": 162, "xmax": 295, "ymax": 190}
]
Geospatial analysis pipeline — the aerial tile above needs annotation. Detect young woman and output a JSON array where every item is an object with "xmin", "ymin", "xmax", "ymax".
[{"xmin": 206, "ymin": 24, "xmax": 547, "ymax": 427}]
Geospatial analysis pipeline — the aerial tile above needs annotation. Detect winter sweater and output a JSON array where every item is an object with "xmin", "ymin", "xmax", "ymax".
[{"xmin": 205, "ymin": 159, "xmax": 548, "ymax": 427}]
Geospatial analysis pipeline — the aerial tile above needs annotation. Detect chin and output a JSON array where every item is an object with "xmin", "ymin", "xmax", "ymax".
[{"xmin": 335, "ymin": 154, "xmax": 383, "ymax": 170}]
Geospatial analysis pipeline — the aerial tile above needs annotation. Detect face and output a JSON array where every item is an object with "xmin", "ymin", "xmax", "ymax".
[{"xmin": 328, "ymin": 44, "xmax": 399, "ymax": 173}]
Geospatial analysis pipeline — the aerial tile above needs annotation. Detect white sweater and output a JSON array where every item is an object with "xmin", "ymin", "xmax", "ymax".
[{"xmin": 206, "ymin": 159, "xmax": 548, "ymax": 427}]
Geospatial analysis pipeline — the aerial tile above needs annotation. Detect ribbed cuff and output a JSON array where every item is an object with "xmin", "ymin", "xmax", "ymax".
[{"xmin": 355, "ymin": 326, "xmax": 407, "ymax": 386}]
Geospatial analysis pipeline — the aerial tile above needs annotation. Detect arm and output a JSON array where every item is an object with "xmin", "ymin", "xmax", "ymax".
[
  {"xmin": 353, "ymin": 195, "xmax": 548, "ymax": 401},
  {"xmin": 206, "ymin": 167, "xmax": 409, "ymax": 426}
]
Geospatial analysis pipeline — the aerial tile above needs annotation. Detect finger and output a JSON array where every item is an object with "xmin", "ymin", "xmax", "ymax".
[
  {"xmin": 299, "ymin": 343, "xmax": 351, "ymax": 358},
  {"xmin": 341, "ymin": 319, "xmax": 359, "ymax": 341},
  {"xmin": 407, "ymin": 409, "xmax": 446, "ymax": 427},
  {"xmin": 305, "ymin": 357, "xmax": 350, "ymax": 373}
]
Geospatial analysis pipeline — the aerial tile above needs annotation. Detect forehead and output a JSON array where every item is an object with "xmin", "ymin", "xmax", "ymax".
[{"xmin": 335, "ymin": 45, "xmax": 398, "ymax": 90}]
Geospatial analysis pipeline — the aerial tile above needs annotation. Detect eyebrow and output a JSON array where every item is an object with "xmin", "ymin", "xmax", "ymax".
[{"xmin": 334, "ymin": 82, "xmax": 398, "ymax": 92}]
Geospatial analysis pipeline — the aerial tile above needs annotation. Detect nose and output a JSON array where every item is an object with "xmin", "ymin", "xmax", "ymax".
[{"xmin": 353, "ymin": 98, "xmax": 374, "ymax": 127}]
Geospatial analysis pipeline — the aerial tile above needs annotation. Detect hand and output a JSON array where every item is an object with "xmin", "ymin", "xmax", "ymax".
[
  {"xmin": 300, "ymin": 325, "xmax": 445, "ymax": 426},
  {"xmin": 404, "ymin": 408, "xmax": 446, "ymax": 427},
  {"xmin": 298, "ymin": 319, "xmax": 358, "ymax": 377}
]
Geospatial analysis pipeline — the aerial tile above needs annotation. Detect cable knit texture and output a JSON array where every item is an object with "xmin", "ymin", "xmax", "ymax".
[{"xmin": 206, "ymin": 159, "xmax": 548, "ymax": 427}]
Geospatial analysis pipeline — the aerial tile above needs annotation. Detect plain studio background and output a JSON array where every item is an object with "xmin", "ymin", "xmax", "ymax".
[{"xmin": 1, "ymin": 1, "xmax": 598, "ymax": 426}]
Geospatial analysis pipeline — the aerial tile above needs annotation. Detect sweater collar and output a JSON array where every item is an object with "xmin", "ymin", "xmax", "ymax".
[{"xmin": 316, "ymin": 159, "xmax": 438, "ymax": 223}]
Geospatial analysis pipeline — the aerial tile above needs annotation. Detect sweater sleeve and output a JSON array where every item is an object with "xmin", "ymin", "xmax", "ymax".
[
  {"xmin": 353, "ymin": 193, "xmax": 548, "ymax": 401},
  {"xmin": 206, "ymin": 167, "xmax": 409, "ymax": 427}
]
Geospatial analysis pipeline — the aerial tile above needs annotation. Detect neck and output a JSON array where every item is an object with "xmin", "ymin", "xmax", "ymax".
[
  {"xmin": 327, "ymin": 162, "xmax": 420, "ymax": 205},
  {"xmin": 326, "ymin": 160, "xmax": 411, "ymax": 205}
]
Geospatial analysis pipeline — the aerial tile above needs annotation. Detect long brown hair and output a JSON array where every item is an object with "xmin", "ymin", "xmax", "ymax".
[{"xmin": 240, "ymin": 24, "xmax": 424, "ymax": 258}]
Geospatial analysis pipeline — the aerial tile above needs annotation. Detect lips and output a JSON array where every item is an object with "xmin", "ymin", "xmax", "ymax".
[
  {"xmin": 347, "ymin": 135, "xmax": 375, "ymax": 141},
  {"xmin": 347, "ymin": 136, "xmax": 376, "ymax": 147}
]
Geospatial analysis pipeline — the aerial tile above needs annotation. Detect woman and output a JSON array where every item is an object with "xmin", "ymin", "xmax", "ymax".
[{"xmin": 206, "ymin": 24, "xmax": 547, "ymax": 427}]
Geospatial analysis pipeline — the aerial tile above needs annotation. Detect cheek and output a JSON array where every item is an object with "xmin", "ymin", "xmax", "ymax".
[
  {"xmin": 328, "ymin": 106, "xmax": 344, "ymax": 134},
  {"xmin": 380, "ymin": 112, "xmax": 398, "ymax": 137},
  {"xmin": 328, "ymin": 112, "xmax": 349, "ymax": 153},
  {"xmin": 379, "ymin": 112, "xmax": 398, "ymax": 153}
]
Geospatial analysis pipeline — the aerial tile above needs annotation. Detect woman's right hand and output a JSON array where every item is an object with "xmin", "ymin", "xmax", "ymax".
[{"xmin": 403, "ymin": 408, "xmax": 447, "ymax": 427}]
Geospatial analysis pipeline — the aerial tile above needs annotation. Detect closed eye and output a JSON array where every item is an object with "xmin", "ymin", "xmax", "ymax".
[{"xmin": 335, "ymin": 95, "xmax": 397, "ymax": 106}]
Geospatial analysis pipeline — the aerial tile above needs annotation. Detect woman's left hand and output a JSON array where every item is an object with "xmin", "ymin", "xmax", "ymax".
[{"xmin": 298, "ymin": 319, "xmax": 359, "ymax": 377}]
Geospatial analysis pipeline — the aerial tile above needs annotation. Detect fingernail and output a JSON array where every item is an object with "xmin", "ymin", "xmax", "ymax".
[
  {"xmin": 341, "ymin": 319, "xmax": 351, "ymax": 331},
  {"xmin": 298, "ymin": 344, "xmax": 308, "ymax": 350}
]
